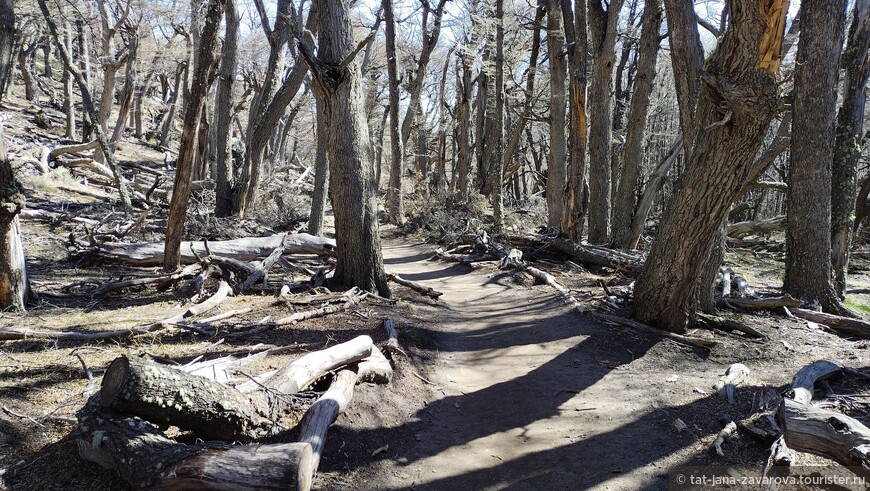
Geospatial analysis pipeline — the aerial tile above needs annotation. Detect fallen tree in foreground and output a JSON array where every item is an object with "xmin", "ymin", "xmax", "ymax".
[{"xmin": 76, "ymin": 335, "xmax": 394, "ymax": 490}]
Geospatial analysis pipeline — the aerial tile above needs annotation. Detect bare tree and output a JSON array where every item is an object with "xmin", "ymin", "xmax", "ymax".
[
  {"xmin": 0, "ymin": 0, "xmax": 13, "ymax": 103},
  {"xmin": 785, "ymin": 0, "xmax": 848, "ymax": 312},
  {"xmin": 213, "ymin": 0, "xmax": 239, "ymax": 217},
  {"xmin": 300, "ymin": 0, "xmax": 390, "ymax": 296},
  {"xmin": 831, "ymin": 0, "xmax": 870, "ymax": 297},
  {"xmin": 164, "ymin": 0, "xmax": 225, "ymax": 270},
  {"xmin": 544, "ymin": 0, "xmax": 568, "ymax": 231},
  {"xmin": 633, "ymin": 0, "xmax": 788, "ymax": 333}
]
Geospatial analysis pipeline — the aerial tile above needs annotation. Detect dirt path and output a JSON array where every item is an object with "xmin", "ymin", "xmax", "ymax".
[{"xmin": 321, "ymin": 238, "xmax": 730, "ymax": 490}]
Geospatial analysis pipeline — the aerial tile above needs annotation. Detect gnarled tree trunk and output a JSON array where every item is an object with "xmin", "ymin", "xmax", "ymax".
[{"xmin": 633, "ymin": 0, "xmax": 788, "ymax": 333}]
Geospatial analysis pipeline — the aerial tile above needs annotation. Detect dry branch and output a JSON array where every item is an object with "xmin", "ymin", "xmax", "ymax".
[
  {"xmin": 593, "ymin": 313, "xmax": 718, "ymax": 349},
  {"xmin": 386, "ymin": 272, "xmax": 442, "ymax": 299}
]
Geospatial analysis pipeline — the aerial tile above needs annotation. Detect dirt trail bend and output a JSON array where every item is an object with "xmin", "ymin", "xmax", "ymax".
[{"xmin": 326, "ymin": 239, "xmax": 718, "ymax": 491}]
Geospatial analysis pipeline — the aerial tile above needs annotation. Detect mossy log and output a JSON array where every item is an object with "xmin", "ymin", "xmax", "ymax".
[{"xmin": 100, "ymin": 355, "xmax": 285, "ymax": 442}]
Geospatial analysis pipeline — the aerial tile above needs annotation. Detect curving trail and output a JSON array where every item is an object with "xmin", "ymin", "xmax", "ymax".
[{"xmin": 324, "ymin": 238, "xmax": 721, "ymax": 491}]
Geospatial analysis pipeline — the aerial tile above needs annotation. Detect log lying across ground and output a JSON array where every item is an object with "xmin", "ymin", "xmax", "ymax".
[
  {"xmin": 79, "ymin": 334, "xmax": 394, "ymax": 490},
  {"xmin": 790, "ymin": 308, "xmax": 870, "ymax": 339},
  {"xmin": 726, "ymin": 215, "xmax": 786, "ymax": 239},
  {"xmin": 386, "ymin": 272, "xmax": 443, "ymax": 299},
  {"xmin": 549, "ymin": 237, "xmax": 644, "ymax": 274},
  {"xmin": 76, "ymin": 403, "xmax": 315, "ymax": 491},
  {"xmin": 779, "ymin": 360, "xmax": 870, "ymax": 478},
  {"xmin": 97, "ymin": 234, "xmax": 336, "ymax": 266}
]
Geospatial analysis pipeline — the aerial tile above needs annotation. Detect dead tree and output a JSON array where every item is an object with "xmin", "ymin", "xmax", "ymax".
[
  {"xmin": 0, "ymin": 125, "xmax": 28, "ymax": 311},
  {"xmin": 0, "ymin": 0, "xmax": 13, "ymax": 103},
  {"xmin": 831, "ymin": 0, "xmax": 870, "ymax": 298}
]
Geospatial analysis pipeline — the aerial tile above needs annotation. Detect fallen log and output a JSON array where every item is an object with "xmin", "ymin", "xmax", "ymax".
[
  {"xmin": 97, "ymin": 234, "xmax": 336, "ymax": 266},
  {"xmin": 270, "ymin": 288, "xmax": 367, "ymax": 326},
  {"xmin": 726, "ymin": 216, "xmax": 785, "ymax": 239},
  {"xmin": 260, "ymin": 335, "xmax": 373, "ymax": 396},
  {"xmin": 791, "ymin": 360, "xmax": 840, "ymax": 405},
  {"xmin": 780, "ymin": 398, "xmax": 870, "ymax": 478},
  {"xmin": 386, "ymin": 272, "xmax": 442, "ymax": 300},
  {"xmin": 549, "ymin": 237, "xmax": 644, "ymax": 274},
  {"xmin": 356, "ymin": 345, "xmax": 393, "ymax": 384},
  {"xmin": 48, "ymin": 139, "xmax": 99, "ymax": 160},
  {"xmin": 791, "ymin": 309, "xmax": 870, "ymax": 338},
  {"xmin": 76, "ymin": 403, "xmax": 314, "ymax": 491},
  {"xmin": 712, "ymin": 420, "xmax": 738, "ymax": 456},
  {"xmin": 525, "ymin": 265, "xmax": 585, "ymax": 315},
  {"xmin": 697, "ymin": 313, "xmax": 766, "ymax": 339},
  {"xmin": 100, "ymin": 355, "xmax": 285, "ymax": 442},
  {"xmin": 593, "ymin": 313, "xmax": 718, "ymax": 349},
  {"xmin": 298, "ymin": 369, "xmax": 358, "ymax": 474},
  {"xmin": 716, "ymin": 294, "xmax": 802, "ymax": 311}
]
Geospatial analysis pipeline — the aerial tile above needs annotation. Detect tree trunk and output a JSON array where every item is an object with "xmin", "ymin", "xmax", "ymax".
[
  {"xmin": 455, "ymin": 52, "xmax": 472, "ymax": 197},
  {"xmin": 382, "ymin": 0, "xmax": 403, "ymax": 223},
  {"xmin": 611, "ymin": 0, "xmax": 661, "ymax": 249},
  {"xmin": 784, "ymin": 0, "xmax": 847, "ymax": 311},
  {"xmin": 213, "ymin": 0, "xmax": 239, "ymax": 217},
  {"xmin": 77, "ymin": 403, "xmax": 314, "ymax": 491},
  {"xmin": 17, "ymin": 42, "xmax": 37, "ymax": 101},
  {"xmin": 163, "ymin": 0, "xmax": 225, "ymax": 271},
  {"xmin": 633, "ymin": 0, "xmax": 788, "ymax": 333},
  {"xmin": 62, "ymin": 21, "xmax": 76, "ymax": 140},
  {"xmin": 0, "ymin": 126, "xmax": 28, "ymax": 311},
  {"xmin": 0, "ymin": 0, "xmax": 13, "ymax": 104},
  {"xmin": 661, "ymin": 0, "xmax": 704, "ymax": 149},
  {"xmin": 545, "ymin": 0, "xmax": 568, "ymax": 231},
  {"xmin": 489, "ymin": 0, "xmax": 505, "ymax": 230},
  {"xmin": 586, "ymin": 0, "xmax": 624, "ymax": 244},
  {"xmin": 560, "ymin": 0, "xmax": 588, "ymax": 239},
  {"xmin": 831, "ymin": 0, "xmax": 870, "ymax": 298},
  {"xmin": 304, "ymin": 0, "xmax": 390, "ymax": 296},
  {"xmin": 308, "ymin": 99, "xmax": 329, "ymax": 236}
]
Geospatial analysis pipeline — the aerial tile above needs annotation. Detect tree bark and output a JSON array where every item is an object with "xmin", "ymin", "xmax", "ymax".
[
  {"xmin": 163, "ymin": 0, "xmax": 226, "ymax": 271},
  {"xmin": 455, "ymin": 51, "xmax": 473, "ymax": 197},
  {"xmin": 303, "ymin": 0, "xmax": 390, "ymax": 296},
  {"xmin": 560, "ymin": 0, "xmax": 588, "ymax": 239},
  {"xmin": 611, "ymin": 0, "xmax": 661, "ymax": 249},
  {"xmin": 383, "ymin": 0, "xmax": 403, "ymax": 223},
  {"xmin": 545, "ymin": 0, "xmax": 568, "ymax": 231},
  {"xmin": 784, "ymin": 0, "xmax": 847, "ymax": 311},
  {"xmin": 308, "ymin": 99, "xmax": 329, "ymax": 236},
  {"xmin": 633, "ymin": 0, "xmax": 788, "ymax": 333},
  {"xmin": 0, "ymin": 0, "xmax": 13, "ymax": 104},
  {"xmin": 489, "ymin": 0, "xmax": 505, "ymax": 230},
  {"xmin": 213, "ymin": 0, "xmax": 239, "ymax": 217},
  {"xmin": 0, "ymin": 125, "xmax": 28, "ymax": 311},
  {"xmin": 586, "ymin": 0, "xmax": 624, "ymax": 244},
  {"xmin": 661, "ymin": 0, "xmax": 704, "ymax": 149},
  {"xmin": 831, "ymin": 0, "xmax": 870, "ymax": 298}
]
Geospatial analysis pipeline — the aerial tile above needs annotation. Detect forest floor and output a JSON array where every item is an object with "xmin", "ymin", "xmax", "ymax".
[{"xmin": 0, "ymin": 90, "xmax": 869, "ymax": 490}]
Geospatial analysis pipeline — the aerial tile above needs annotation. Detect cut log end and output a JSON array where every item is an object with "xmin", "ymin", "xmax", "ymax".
[{"xmin": 100, "ymin": 356, "xmax": 130, "ymax": 407}]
